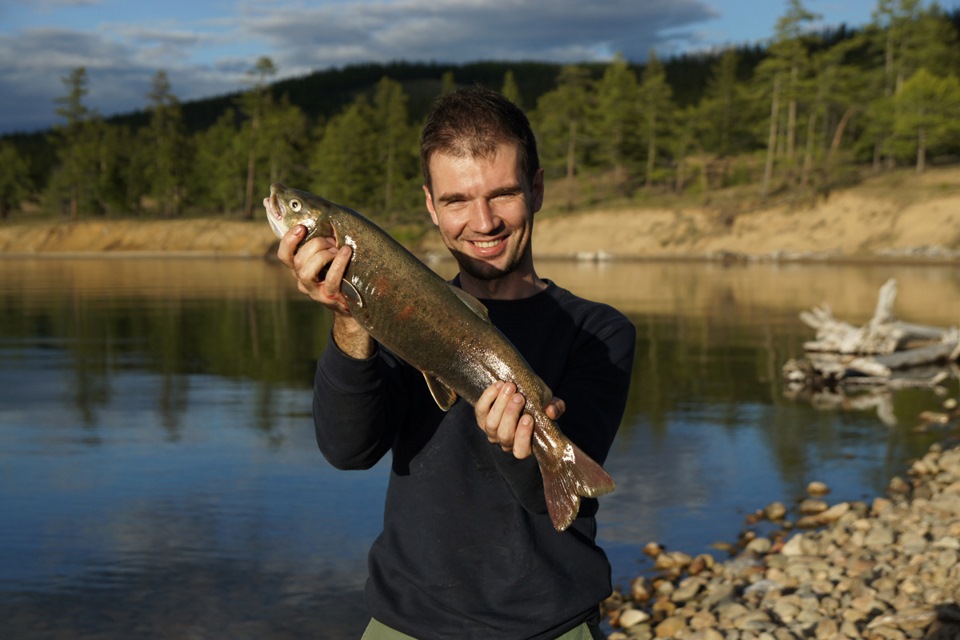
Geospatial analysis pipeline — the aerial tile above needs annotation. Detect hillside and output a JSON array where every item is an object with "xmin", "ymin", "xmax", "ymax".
[{"xmin": 1, "ymin": 166, "xmax": 959, "ymax": 262}]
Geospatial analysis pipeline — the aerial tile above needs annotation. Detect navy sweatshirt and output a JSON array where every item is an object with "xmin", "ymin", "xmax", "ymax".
[{"xmin": 313, "ymin": 281, "xmax": 636, "ymax": 640}]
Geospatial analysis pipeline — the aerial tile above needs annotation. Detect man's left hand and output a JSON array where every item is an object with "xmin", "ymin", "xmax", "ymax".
[{"xmin": 475, "ymin": 381, "xmax": 565, "ymax": 459}]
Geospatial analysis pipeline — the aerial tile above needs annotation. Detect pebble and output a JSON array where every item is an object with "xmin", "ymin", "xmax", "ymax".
[
  {"xmin": 604, "ymin": 442, "xmax": 960, "ymax": 640},
  {"xmin": 807, "ymin": 481, "xmax": 831, "ymax": 496},
  {"xmin": 763, "ymin": 501, "xmax": 787, "ymax": 521}
]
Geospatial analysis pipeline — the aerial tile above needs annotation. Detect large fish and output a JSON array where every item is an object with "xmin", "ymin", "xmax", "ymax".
[{"xmin": 263, "ymin": 183, "xmax": 615, "ymax": 531}]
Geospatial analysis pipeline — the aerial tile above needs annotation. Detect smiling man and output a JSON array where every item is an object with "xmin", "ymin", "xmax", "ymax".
[{"xmin": 277, "ymin": 87, "xmax": 636, "ymax": 639}]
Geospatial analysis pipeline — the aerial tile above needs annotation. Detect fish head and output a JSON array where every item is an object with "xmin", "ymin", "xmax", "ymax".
[{"xmin": 263, "ymin": 183, "xmax": 336, "ymax": 243}]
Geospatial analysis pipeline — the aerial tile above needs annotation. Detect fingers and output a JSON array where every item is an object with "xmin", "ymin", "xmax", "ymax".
[
  {"xmin": 276, "ymin": 225, "xmax": 306, "ymax": 268},
  {"xmin": 512, "ymin": 414, "xmax": 534, "ymax": 459},
  {"xmin": 321, "ymin": 245, "xmax": 352, "ymax": 301},
  {"xmin": 276, "ymin": 227, "xmax": 354, "ymax": 313},
  {"xmin": 545, "ymin": 397, "xmax": 566, "ymax": 421},
  {"xmin": 475, "ymin": 381, "xmax": 531, "ymax": 459}
]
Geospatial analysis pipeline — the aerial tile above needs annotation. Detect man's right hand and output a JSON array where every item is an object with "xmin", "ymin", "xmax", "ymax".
[
  {"xmin": 276, "ymin": 225, "xmax": 374, "ymax": 358},
  {"xmin": 277, "ymin": 225, "xmax": 352, "ymax": 312}
]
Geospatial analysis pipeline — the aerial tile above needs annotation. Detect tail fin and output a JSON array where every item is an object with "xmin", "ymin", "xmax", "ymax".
[{"xmin": 536, "ymin": 440, "xmax": 616, "ymax": 532}]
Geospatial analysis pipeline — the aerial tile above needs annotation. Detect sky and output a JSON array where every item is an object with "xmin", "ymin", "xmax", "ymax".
[{"xmin": 0, "ymin": 0, "xmax": 940, "ymax": 135}]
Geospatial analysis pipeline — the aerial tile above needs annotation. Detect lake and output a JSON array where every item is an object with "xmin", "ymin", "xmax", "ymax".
[{"xmin": 1, "ymin": 256, "xmax": 957, "ymax": 639}]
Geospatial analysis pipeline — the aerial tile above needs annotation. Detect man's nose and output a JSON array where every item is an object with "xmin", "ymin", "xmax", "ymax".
[{"xmin": 471, "ymin": 200, "xmax": 497, "ymax": 233}]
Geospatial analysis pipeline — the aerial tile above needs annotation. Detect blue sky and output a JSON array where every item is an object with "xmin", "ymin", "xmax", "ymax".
[{"xmin": 0, "ymin": 0, "xmax": 941, "ymax": 134}]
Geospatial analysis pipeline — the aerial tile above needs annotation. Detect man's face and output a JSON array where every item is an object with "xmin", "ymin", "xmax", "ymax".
[{"xmin": 424, "ymin": 143, "xmax": 544, "ymax": 283}]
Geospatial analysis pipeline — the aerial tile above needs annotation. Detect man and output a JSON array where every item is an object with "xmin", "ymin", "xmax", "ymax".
[{"xmin": 277, "ymin": 87, "xmax": 635, "ymax": 640}]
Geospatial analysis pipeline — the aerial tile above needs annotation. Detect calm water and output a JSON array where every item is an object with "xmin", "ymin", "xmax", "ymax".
[{"xmin": 1, "ymin": 257, "xmax": 958, "ymax": 639}]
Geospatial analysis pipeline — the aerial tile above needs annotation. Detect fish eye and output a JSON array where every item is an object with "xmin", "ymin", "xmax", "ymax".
[{"xmin": 290, "ymin": 199, "xmax": 301, "ymax": 212}]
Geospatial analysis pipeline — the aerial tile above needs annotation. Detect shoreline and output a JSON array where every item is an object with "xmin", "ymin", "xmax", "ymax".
[
  {"xmin": 604, "ymin": 438, "xmax": 960, "ymax": 640},
  {"xmin": 1, "ymin": 239, "xmax": 958, "ymax": 266},
  {"xmin": 3, "ymin": 165, "xmax": 960, "ymax": 262}
]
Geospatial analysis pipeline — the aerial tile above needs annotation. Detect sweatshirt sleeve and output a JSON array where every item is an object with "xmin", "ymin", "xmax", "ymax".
[{"xmin": 312, "ymin": 336, "xmax": 409, "ymax": 470}]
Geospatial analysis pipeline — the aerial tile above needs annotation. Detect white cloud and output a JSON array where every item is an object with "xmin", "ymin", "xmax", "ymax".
[
  {"xmin": 238, "ymin": 0, "xmax": 718, "ymax": 72},
  {"xmin": 0, "ymin": 0, "xmax": 720, "ymax": 133}
]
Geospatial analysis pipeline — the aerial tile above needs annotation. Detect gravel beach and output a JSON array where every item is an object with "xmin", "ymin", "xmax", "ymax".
[{"xmin": 603, "ymin": 439, "xmax": 960, "ymax": 640}]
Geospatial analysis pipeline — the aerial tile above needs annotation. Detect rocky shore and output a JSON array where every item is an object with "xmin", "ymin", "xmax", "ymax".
[{"xmin": 603, "ymin": 440, "xmax": 960, "ymax": 640}]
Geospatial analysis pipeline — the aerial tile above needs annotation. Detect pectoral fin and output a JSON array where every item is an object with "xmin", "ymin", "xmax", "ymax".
[
  {"xmin": 449, "ymin": 284, "xmax": 490, "ymax": 322},
  {"xmin": 423, "ymin": 373, "xmax": 457, "ymax": 411},
  {"xmin": 340, "ymin": 280, "xmax": 362, "ymax": 307}
]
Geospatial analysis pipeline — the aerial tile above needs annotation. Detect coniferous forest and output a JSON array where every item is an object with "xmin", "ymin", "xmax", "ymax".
[{"xmin": 1, "ymin": 0, "xmax": 959, "ymax": 229}]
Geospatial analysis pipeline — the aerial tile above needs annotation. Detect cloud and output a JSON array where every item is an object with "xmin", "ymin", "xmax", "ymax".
[
  {"xmin": 0, "ymin": 26, "xmax": 240, "ymax": 133},
  {"xmin": 0, "ymin": 0, "xmax": 720, "ymax": 134},
  {"xmin": 241, "ymin": 0, "xmax": 718, "ymax": 75}
]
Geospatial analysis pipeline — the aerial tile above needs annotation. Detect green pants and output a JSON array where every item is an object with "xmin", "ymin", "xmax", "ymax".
[{"xmin": 361, "ymin": 617, "xmax": 606, "ymax": 639}]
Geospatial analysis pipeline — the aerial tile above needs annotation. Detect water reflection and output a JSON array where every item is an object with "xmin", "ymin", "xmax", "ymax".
[{"xmin": 1, "ymin": 257, "xmax": 957, "ymax": 638}]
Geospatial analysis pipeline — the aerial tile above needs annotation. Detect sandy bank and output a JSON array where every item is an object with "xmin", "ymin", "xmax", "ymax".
[{"xmin": 2, "ymin": 167, "xmax": 960, "ymax": 262}]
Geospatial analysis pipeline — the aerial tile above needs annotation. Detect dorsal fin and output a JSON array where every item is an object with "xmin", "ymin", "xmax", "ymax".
[
  {"xmin": 449, "ymin": 284, "xmax": 490, "ymax": 321},
  {"xmin": 423, "ymin": 372, "xmax": 457, "ymax": 411}
]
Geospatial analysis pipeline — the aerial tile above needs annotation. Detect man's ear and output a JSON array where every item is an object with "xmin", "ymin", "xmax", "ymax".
[
  {"xmin": 531, "ymin": 168, "xmax": 545, "ymax": 214},
  {"xmin": 424, "ymin": 184, "xmax": 440, "ymax": 226}
]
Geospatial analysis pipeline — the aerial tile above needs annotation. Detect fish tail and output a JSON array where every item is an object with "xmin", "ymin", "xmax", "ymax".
[{"xmin": 535, "ymin": 438, "xmax": 616, "ymax": 532}]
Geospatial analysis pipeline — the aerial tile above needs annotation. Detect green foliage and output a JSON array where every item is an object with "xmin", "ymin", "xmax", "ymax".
[
  {"xmin": 192, "ymin": 109, "xmax": 245, "ymax": 215},
  {"xmin": 143, "ymin": 71, "xmax": 189, "ymax": 216},
  {"xmin": 49, "ymin": 67, "xmax": 95, "ymax": 219},
  {"xmin": 501, "ymin": 70, "xmax": 522, "ymax": 108},
  {"xmin": 591, "ymin": 54, "xmax": 642, "ymax": 196},
  {"xmin": 373, "ymin": 77, "xmax": 420, "ymax": 220},
  {"xmin": 311, "ymin": 96, "xmax": 380, "ymax": 211},
  {"xmin": 0, "ymin": 142, "xmax": 32, "ymax": 218},
  {"xmin": 639, "ymin": 50, "xmax": 674, "ymax": 188},
  {"xmin": 698, "ymin": 50, "xmax": 759, "ymax": 157},
  {"xmin": 894, "ymin": 69, "xmax": 960, "ymax": 171},
  {"xmin": 6, "ymin": 3, "xmax": 960, "ymax": 221}
]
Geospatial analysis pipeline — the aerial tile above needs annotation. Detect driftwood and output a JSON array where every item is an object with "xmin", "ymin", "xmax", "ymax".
[
  {"xmin": 800, "ymin": 279, "xmax": 959, "ymax": 356},
  {"xmin": 783, "ymin": 278, "xmax": 959, "ymax": 425},
  {"xmin": 787, "ymin": 278, "xmax": 959, "ymax": 381}
]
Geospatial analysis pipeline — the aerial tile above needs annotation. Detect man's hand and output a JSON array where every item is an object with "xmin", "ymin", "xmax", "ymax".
[
  {"xmin": 277, "ymin": 225, "xmax": 353, "ymax": 312},
  {"xmin": 276, "ymin": 225, "xmax": 374, "ymax": 358},
  {"xmin": 475, "ymin": 381, "xmax": 566, "ymax": 459}
]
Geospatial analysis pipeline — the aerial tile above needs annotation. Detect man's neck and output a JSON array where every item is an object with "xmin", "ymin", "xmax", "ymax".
[{"xmin": 458, "ymin": 271, "xmax": 547, "ymax": 301}]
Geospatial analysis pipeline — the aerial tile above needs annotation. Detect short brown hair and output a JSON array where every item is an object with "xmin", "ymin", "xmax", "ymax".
[{"xmin": 420, "ymin": 86, "xmax": 540, "ymax": 191}]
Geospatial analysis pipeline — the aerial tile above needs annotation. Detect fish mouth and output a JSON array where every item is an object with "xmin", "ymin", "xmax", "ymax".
[{"xmin": 263, "ymin": 191, "xmax": 288, "ymax": 239}]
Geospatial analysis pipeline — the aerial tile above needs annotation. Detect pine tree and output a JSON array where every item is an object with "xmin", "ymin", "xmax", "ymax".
[
  {"xmin": 311, "ymin": 96, "xmax": 380, "ymax": 213},
  {"xmin": 867, "ymin": 0, "xmax": 960, "ymax": 168},
  {"xmin": 638, "ymin": 50, "xmax": 674, "ymax": 189},
  {"xmin": 193, "ymin": 109, "xmax": 244, "ymax": 215},
  {"xmin": 894, "ymin": 69, "xmax": 960, "ymax": 172},
  {"xmin": 144, "ymin": 71, "xmax": 188, "ymax": 216},
  {"xmin": 0, "ymin": 142, "xmax": 33, "ymax": 219},
  {"xmin": 501, "ymin": 70, "xmax": 522, "ymax": 108},
  {"xmin": 373, "ymin": 77, "xmax": 415, "ymax": 219},
  {"xmin": 239, "ymin": 57, "xmax": 277, "ymax": 219},
  {"xmin": 699, "ymin": 49, "xmax": 753, "ymax": 157},
  {"xmin": 533, "ymin": 65, "xmax": 593, "ymax": 210},
  {"xmin": 758, "ymin": 0, "xmax": 820, "ymax": 196},
  {"xmin": 591, "ymin": 54, "xmax": 641, "ymax": 197},
  {"xmin": 51, "ymin": 67, "xmax": 94, "ymax": 219},
  {"xmin": 260, "ymin": 95, "xmax": 308, "ymax": 189},
  {"xmin": 441, "ymin": 71, "xmax": 457, "ymax": 95}
]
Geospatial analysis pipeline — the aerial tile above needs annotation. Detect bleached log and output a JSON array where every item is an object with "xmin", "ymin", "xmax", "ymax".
[
  {"xmin": 800, "ymin": 278, "xmax": 958, "ymax": 355},
  {"xmin": 873, "ymin": 342, "xmax": 959, "ymax": 371}
]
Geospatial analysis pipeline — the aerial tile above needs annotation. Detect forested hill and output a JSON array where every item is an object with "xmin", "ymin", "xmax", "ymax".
[{"xmin": 3, "ymin": 2, "xmax": 960, "ymax": 227}]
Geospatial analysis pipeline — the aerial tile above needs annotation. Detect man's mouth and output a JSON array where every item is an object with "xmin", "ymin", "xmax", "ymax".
[{"xmin": 472, "ymin": 239, "xmax": 501, "ymax": 249}]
